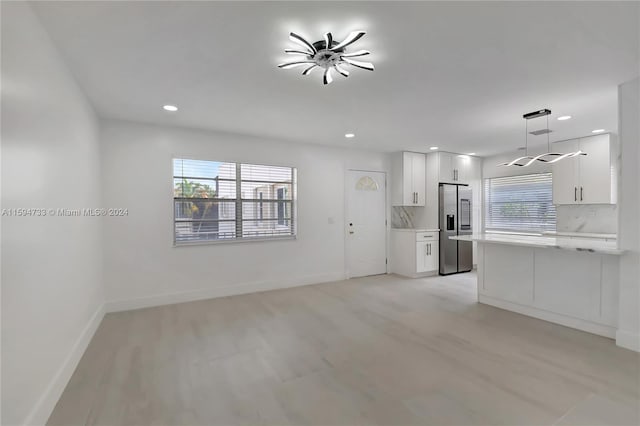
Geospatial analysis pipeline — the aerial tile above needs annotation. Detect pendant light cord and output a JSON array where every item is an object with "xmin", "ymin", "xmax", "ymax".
[
  {"xmin": 525, "ymin": 119, "xmax": 528, "ymax": 156},
  {"xmin": 547, "ymin": 114, "xmax": 550, "ymax": 152}
]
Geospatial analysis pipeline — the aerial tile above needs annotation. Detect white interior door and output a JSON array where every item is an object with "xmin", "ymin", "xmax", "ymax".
[{"xmin": 346, "ymin": 170, "xmax": 387, "ymax": 278}]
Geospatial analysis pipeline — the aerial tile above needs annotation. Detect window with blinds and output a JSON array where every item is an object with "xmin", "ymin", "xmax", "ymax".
[
  {"xmin": 173, "ymin": 158, "xmax": 296, "ymax": 244},
  {"xmin": 484, "ymin": 173, "xmax": 556, "ymax": 233}
]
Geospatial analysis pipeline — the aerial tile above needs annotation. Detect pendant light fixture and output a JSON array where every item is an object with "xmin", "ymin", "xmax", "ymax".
[{"xmin": 501, "ymin": 109, "xmax": 586, "ymax": 167}]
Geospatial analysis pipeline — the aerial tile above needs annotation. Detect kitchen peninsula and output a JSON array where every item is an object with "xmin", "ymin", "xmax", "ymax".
[{"xmin": 453, "ymin": 233, "xmax": 624, "ymax": 338}]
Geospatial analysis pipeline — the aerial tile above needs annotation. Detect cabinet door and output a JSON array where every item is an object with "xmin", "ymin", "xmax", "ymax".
[
  {"xmin": 416, "ymin": 242, "xmax": 428, "ymax": 272},
  {"xmin": 411, "ymin": 152, "xmax": 426, "ymax": 206},
  {"xmin": 438, "ymin": 152, "xmax": 456, "ymax": 183},
  {"xmin": 579, "ymin": 134, "xmax": 612, "ymax": 204},
  {"xmin": 453, "ymin": 155, "xmax": 473, "ymax": 184},
  {"xmin": 552, "ymin": 139, "xmax": 580, "ymax": 204},
  {"xmin": 425, "ymin": 241, "xmax": 439, "ymax": 271},
  {"xmin": 402, "ymin": 152, "xmax": 414, "ymax": 205},
  {"xmin": 416, "ymin": 241, "xmax": 438, "ymax": 273}
]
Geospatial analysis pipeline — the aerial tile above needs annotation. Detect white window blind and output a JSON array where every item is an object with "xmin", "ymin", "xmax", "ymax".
[
  {"xmin": 173, "ymin": 158, "xmax": 296, "ymax": 244},
  {"xmin": 484, "ymin": 173, "xmax": 556, "ymax": 233}
]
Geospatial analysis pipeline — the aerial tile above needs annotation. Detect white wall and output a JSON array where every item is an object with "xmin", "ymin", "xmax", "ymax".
[
  {"xmin": 1, "ymin": 3, "xmax": 104, "ymax": 425},
  {"xmin": 616, "ymin": 77, "xmax": 640, "ymax": 351},
  {"xmin": 100, "ymin": 119, "xmax": 389, "ymax": 309}
]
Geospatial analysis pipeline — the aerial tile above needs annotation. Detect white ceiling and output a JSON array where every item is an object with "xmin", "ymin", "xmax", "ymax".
[{"xmin": 31, "ymin": 1, "xmax": 639, "ymax": 156}]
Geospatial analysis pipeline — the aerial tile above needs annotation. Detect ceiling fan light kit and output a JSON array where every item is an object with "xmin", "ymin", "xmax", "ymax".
[
  {"xmin": 278, "ymin": 30, "xmax": 374, "ymax": 85},
  {"xmin": 501, "ymin": 108, "xmax": 586, "ymax": 167}
]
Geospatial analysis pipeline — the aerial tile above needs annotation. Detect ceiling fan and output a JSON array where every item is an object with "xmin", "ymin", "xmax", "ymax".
[{"xmin": 278, "ymin": 30, "xmax": 375, "ymax": 85}]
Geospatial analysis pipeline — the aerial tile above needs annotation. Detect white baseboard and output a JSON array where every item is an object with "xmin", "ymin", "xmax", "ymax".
[
  {"xmin": 616, "ymin": 329, "xmax": 640, "ymax": 352},
  {"xmin": 23, "ymin": 303, "xmax": 105, "ymax": 426},
  {"xmin": 478, "ymin": 295, "xmax": 617, "ymax": 339},
  {"xmin": 105, "ymin": 272, "xmax": 347, "ymax": 313}
]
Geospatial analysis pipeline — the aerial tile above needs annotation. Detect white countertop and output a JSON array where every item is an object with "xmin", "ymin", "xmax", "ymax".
[
  {"xmin": 542, "ymin": 231, "xmax": 617, "ymax": 240},
  {"xmin": 391, "ymin": 228, "xmax": 440, "ymax": 232},
  {"xmin": 451, "ymin": 233, "xmax": 624, "ymax": 255}
]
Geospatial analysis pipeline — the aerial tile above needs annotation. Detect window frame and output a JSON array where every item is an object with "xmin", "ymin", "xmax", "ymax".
[
  {"xmin": 483, "ymin": 172, "xmax": 556, "ymax": 234},
  {"xmin": 172, "ymin": 158, "xmax": 297, "ymax": 246}
]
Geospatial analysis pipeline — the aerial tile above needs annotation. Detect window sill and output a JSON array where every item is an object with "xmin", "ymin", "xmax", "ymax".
[{"xmin": 173, "ymin": 235, "xmax": 297, "ymax": 247}]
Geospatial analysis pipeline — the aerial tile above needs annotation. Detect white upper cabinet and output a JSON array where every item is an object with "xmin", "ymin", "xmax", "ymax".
[
  {"xmin": 438, "ymin": 152, "xmax": 457, "ymax": 183},
  {"xmin": 552, "ymin": 134, "xmax": 616, "ymax": 205},
  {"xmin": 437, "ymin": 152, "xmax": 477, "ymax": 184},
  {"xmin": 411, "ymin": 152, "xmax": 426, "ymax": 205},
  {"xmin": 552, "ymin": 139, "xmax": 580, "ymax": 204},
  {"xmin": 391, "ymin": 151, "xmax": 426, "ymax": 206},
  {"xmin": 579, "ymin": 135, "xmax": 615, "ymax": 204}
]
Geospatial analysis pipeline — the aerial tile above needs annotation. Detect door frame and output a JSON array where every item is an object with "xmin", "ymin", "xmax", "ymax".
[{"xmin": 344, "ymin": 168, "xmax": 389, "ymax": 279}]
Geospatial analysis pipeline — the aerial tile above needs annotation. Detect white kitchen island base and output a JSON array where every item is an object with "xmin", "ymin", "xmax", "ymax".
[{"xmin": 455, "ymin": 234, "xmax": 622, "ymax": 339}]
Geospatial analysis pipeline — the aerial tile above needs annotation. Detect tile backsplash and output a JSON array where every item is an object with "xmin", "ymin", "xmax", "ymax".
[
  {"xmin": 392, "ymin": 206, "xmax": 418, "ymax": 228},
  {"xmin": 556, "ymin": 204, "xmax": 618, "ymax": 235}
]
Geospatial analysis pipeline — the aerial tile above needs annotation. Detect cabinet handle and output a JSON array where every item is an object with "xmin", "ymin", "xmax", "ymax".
[
  {"xmin": 580, "ymin": 187, "xmax": 583, "ymax": 201},
  {"xmin": 574, "ymin": 187, "xmax": 577, "ymax": 201}
]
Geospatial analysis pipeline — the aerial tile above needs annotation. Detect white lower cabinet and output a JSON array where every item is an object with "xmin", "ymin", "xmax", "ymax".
[
  {"xmin": 478, "ymin": 242, "xmax": 619, "ymax": 337},
  {"xmin": 390, "ymin": 229, "xmax": 439, "ymax": 277},
  {"xmin": 416, "ymin": 240, "xmax": 439, "ymax": 273}
]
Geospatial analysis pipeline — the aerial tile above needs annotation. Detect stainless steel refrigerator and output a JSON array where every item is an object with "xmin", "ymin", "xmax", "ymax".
[{"xmin": 439, "ymin": 183, "xmax": 473, "ymax": 275}]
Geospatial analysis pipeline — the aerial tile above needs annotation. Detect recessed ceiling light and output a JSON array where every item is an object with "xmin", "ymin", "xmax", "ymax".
[
  {"xmin": 430, "ymin": 146, "xmax": 439, "ymax": 150},
  {"xmin": 467, "ymin": 153, "xmax": 476, "ymax": 156},
  {"xmin": 163, "ymin": 105, "xmax": 178, "ymax": 112},
  {"xmin": 345, "ymin": 133, "xmax": 355, "ymax": 138},
  {"xmin": 557, "ymin": 115, "xmax": 572, "ymax": 121},
  {"xmin": 592, "ymin": 129, "xmax": 605, "ymax": 133}
]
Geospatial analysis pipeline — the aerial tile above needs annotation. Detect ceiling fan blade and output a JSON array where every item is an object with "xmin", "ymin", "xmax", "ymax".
[
  {"xmin": 324, "ymin": 32, "xmax": 333, "ymax": 49},
  {"xmin": 334, "ymin": 64, "xmax": 349, "ymax": 77},
  {"xmin": 342, "ymin": 57, "xmax": 375, "ymax": 71},
  {"xmin": 323, "ymin": 68, "xmax": 333, "ymax": 85},
  {"xmin": 285, "ymin": 49, "xmax": 313, "ymax": 56},
  {"xmin": 302, "ymin": 65, "xmax": 317, "ymax": 75},
  {"xmin": 289, "ymin": 32, "xmax": 317, "ymax": 55},
  {"xmin": 278, "ymin": 61, "xmax": 315, "ymax": 69},
  {"xmin": 331, "ymin": 30, "xmax": 366, "ymax": 51},
  {"xmin": 341, "ymin": 50, "xmax": 370, "ymax": 58}
]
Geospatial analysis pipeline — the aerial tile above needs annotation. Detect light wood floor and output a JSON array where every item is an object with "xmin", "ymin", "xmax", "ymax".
[{"xmin": 48, "ymin": 272, "xmax": 640, "ymax": 426}]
